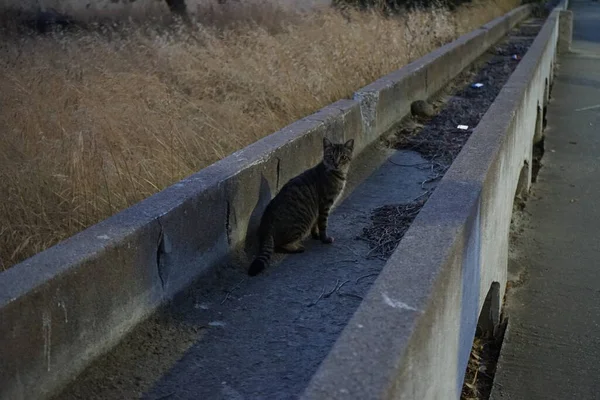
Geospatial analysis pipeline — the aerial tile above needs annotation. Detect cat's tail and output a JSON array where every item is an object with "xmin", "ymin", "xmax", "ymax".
[{"xmin": 248, "ymin": 233, "xmax": 274, "ymax": 276}]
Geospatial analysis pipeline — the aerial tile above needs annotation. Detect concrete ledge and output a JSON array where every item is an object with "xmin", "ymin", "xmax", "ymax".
[
  {"xmin": 0, "ymin": 6, "xmax": 531, "ymax": 400},
  {"xmin": 0, "ymin": 98, "xmax": 363, "ymax": 400},
  {"xmin": 354, "ymin": 5, "xmax": 531, "ymax": 139},
  {"xmin": 558, "ymin": 9, "xmax": 573, "ymax": 53},
  {"xmin": 301, "ymin": 5, "xmax": 565, "ymax": 400}
]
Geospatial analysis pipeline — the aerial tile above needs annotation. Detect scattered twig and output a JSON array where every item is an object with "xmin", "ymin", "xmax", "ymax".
[
  {"xmin": 221, "ymin": 277, "xmax": 246, "ymax": 304},
  {"xmin": 309, "ymin": 279, "xmax": 353, "ymax": 306},
  {"xmin": 337, "ymin": 279, "xmax": 350, "ymax": 292},
  {"xmin": 308, "ymin": 286, "xmax": 326, "ymax": 307},
  {"xmin": 324, "ymin": 279, "xmax": 350, "ymax": 298},
  {"xmin": 388, "ymin": 160, "xmax": 430, "ymax": 168},
  {"xmin": 358, "ymin": 195, "xmax": 430, "ymax": 260},
  {"xmin": 340, "ymin": 244, "xmax": 362, "ymax": 258},
  {"xmin": 221, "ymin": 292, "xmax": 231, "ymax": 305},
  {"xmin": 324, "ymin": 279, "xmax": 340, "ymax": 298},
  {"xmin": 411, "ymin": 190, "xmax": 431, "ymax": 202},
  {"xmin": 338, "ymin": 292, "xmax": 364, "ymax": 301},
  {"xmin": 355, "ymin": 273, "xmax": 378, "ymax": 284},
  {"xmin": 421, "ymin": 173, "xmax": 443, "ymax": 189}
]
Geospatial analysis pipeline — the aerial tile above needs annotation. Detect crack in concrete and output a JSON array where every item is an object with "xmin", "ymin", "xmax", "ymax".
[
  {"xmin": 275, "ymin": 157, "xmax": 281, "ymax": 191},
  {"xmin": 225, "ymin": 201, "xmax": 232, "ymax": 246},
  {"xmin": 156, "ymin": 218, "xmax": 167, "ymax": 293}
]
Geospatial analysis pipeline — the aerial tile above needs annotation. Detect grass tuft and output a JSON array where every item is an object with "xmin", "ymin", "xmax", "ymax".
[{"xmin": 0, "ymin": 0, "xmax": 519, "ymax": 270}]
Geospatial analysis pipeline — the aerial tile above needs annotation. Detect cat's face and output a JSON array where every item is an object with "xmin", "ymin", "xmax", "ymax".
[{"xmin": 323, "ymin": 138, "xmax": 355, "ymax": 173}]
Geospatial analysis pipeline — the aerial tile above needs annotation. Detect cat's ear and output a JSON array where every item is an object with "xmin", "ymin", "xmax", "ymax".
[
  {"xmin": 323, "ymin": 137, "xmax": 332, "ymax": 149},
  {"xmin": 344, "ymin": 139, "xmax": 355, "ymax": 152}
]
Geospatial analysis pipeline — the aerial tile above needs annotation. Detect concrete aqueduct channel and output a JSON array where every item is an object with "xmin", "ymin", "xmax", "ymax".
[{"xmin": 0, "ymin": 2, "xmax": 573, "ymax": 399}]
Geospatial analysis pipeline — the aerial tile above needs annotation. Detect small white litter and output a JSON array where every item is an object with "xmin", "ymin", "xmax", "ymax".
[
  {"xmin": 457, "ymin": 125, "xmax": 469, "ymax": 130},
  {"xmin": 471, "ymin": 83, "xmax": 484, "ymax": 88}
]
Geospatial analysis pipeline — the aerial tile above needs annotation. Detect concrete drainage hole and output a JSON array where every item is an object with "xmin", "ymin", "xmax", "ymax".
[
  {"xmin": 363, "ymin": 18, "xmax": 544, "ymax": 261},
  {"xmin": 531, "ymin": 136, "xmax": 545, "ymax": 183},
  {"xmin": 460, "ymin": 315, "xmax": 509, "ymax": 400},
  {"xmin": 461, "ymin": 143, "xmax": 542, "ymax": 400}
]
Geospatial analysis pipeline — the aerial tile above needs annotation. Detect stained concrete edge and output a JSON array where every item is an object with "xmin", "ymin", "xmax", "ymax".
[
  {"xmin": 301, "ymin": 5, "xmax": 566, "ymax": 400},
  {"xmin": 0, "ymin": 7, "xmax": 534, "ymax": 400}
]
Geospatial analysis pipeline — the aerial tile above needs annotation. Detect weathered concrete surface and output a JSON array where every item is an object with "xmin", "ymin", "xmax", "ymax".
[
  {"xmin": 53, "ymin": 147, "xmax": 430, "ymax": 400},
  {"xmin": 491, "ymin": 1, "xmax": 600, "ymax": 398},
  {"xmin": 558, "ymin": 10, "xmax": 573, "ymax": 53},
  {"xmin": 0, "ymin": 7, "xmax": 531, "ymax": 400},
  {"xmin": 0, "ymin": 99, "xmax": 362, "ymax": 400},
  {"xmin": 302, "ymin": 7, "xmax": 564, "ymax": 400}
]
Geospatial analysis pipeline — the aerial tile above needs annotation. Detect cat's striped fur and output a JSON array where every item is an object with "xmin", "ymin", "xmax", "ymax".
[{"xmin": 248, "ymin": 138, "xmax": 355, "ymax": 276}]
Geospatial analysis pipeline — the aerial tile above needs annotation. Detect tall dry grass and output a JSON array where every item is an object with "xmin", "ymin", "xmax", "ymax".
[{"xmin": 0, "ymin": 0, "xmax": 520, "ymax": 270}]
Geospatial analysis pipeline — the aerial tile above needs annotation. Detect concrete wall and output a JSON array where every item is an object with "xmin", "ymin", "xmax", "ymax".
[
  {"xmin": 301, "ymin": 3, "xmax": 569, "ymax": 399},
  {"xmin": 0, "ymin": 5, "xmax": 533, "ymax": 400}
]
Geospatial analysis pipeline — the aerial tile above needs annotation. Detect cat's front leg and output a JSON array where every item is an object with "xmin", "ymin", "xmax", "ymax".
[
  {"xmin": 311, "ymin": 224, "xmax": 320, "ymax": 240},
  {"xmin": 318, "ymin": 205, "xmax": 334, "ymax": 244}
]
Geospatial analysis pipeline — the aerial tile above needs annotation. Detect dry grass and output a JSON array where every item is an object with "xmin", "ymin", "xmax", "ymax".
[
  {"xmin": 0, "ymin": 0, "xmax": 519, "ymax": 270},
  {"xmin": 359, "ymin": 194, "xmax": 431, "ymax": 260},
  {"xmin": 461, "ymin": 337, "xmax": 486, "ymax": 399},
  {"xmin": 460, "ymin": 323, "xmax": 508, "ymax": 400}
]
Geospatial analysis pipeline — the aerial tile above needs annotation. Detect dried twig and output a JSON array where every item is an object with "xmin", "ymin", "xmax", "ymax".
[
  {"xmin": 421, "ymin": 173, "xmax": 443, "ymax": 189},
  {"xmin": 337, "ymin": 279, "xmax": 350, "ymax": 292},
  {"xmin": 308, "ymin": 286, "xmax": 326, "ymax": 307},
  {"xmin": 338, "ymin": 292, "xmax": 363, "ymax": 301},
  {"xmin": 358, "ymin": 195, "xmax": 430, "ymax": 260},
  {"xmin": 388, "ymin": 160, "xmax": 430, "ymax": 168},
  {"xmin": 340, "ymin": 244, "xmax": 362, "ymax": 259},
  {"xmin": 309, "ymin": 278, "xmax": 352, "ymax": 306},
  {"xmin": 412, "ymin": 190, "xmax": 431, "ymax": 202},
  {"xmin": 324, "ymin": 279, "xmax": 340, "ymax": 298},
  {"xmin": 355, "ymin": 273, "xmax": 378, "ymax": 284},
  {"xmin": 324, "ymin": 279, "xmax": 350, "ymax": 299},
  {"xmin": 221, "ymin": 277, "xmax": 246, "ymax": 304}
]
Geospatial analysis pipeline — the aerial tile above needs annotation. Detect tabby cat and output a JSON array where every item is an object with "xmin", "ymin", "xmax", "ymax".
[{"xmin": 248, "ymin": 137, "xmax": 355, "ymax": 276}]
